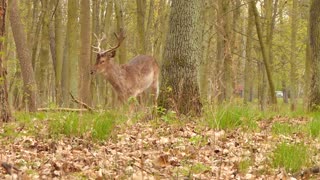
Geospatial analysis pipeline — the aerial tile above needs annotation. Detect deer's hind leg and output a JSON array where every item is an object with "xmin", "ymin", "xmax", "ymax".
[{"xmin": 150, "ymin": 80, "xmax": 159, "ymax": 107}]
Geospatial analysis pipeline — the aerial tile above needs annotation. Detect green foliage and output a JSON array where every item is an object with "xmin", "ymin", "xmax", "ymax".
[
  {"xmin": 48, "ymin": 111, "xmax": 126, "ymax": 141},
  {"xmin": 271, "ymin": 143, "xmax": 310, "ymax": 173},
  {"xmin": 307, "ymin": 115, "xmax": 320, "ymax": 138},
  {"xmin": 238, "ymin": 159, "xmax": 252, "ymax": 174},
  {"xmin": 157, "ymin": 106, "xmax": 178, "ymax": 123},
  {"xmin": 13, "ymin": 111, "xmax": 126, "ymax": 141},
  {"xmin": 189, "ymin": 135, "xmax": 207, "ymax": 146},
  {"xmin": 271, "ymin": 122, "xmax": 303, "ymax": 135},
  {"xmin": 204, "ymin": 105, "xmax": 259, "ymax": 131}
]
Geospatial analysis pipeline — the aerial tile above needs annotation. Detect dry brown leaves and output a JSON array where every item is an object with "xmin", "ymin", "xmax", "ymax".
[{"xmin": 0, "ymin": 116, "xmax": 319, "ymax": 179}]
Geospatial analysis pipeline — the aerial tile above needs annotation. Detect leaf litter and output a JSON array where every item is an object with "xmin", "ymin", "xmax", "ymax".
[{"xmin": 0, "ymin": 116, "xmax": 319, "ymax": 179}]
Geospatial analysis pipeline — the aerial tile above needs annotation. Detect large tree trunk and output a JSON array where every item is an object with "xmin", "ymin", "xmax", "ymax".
[
  {"xmin": 62, "ymin": 0, "xmax": 79, "ymax": 106},
  {"xmin": 79, "ymin": 0, "xmax": 91, "ymax": 105},
  {"xmin": 158, "ymin": 0, "xmax": 202, "ymax": 116},
  {"xmin": 308, "ymin": 0, "xmax": 320, "ymax": 111},
  {"xmin": 0, "ymin": 0, "xmax": 12, "ymax": 122},
  {"xmin": 9, "ymin": 0, "xmax": 38, "ymax": 112}
]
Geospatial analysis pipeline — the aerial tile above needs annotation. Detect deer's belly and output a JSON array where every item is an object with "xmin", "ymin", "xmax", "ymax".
[{"xmin": 131, "ymin": 72, "xmax": 154, "ymax": 97}]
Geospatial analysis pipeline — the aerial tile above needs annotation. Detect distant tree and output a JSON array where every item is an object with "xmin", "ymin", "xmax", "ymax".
[
  {"xmin": 251, "ymin": 1, "xmax": 277, "ymax": 105},
  {"xmin": 79, "ymin": 0, "xmax": 91, "ymax": 105},
  {"xmin": 244, "ymin": 0, "xmax": 254, "ymax": 104},
  {"xmin": 0, "ymin": 0, "xmax": 12, "ymax": 122},
  {"xmin": 54, "ymin": 0, "xmax": 64, "ymax": 105},
  {"xmin": 290, "ymin": 0, "xmax": 298, "ymax": 111},
  {"xmin": 9, "ymin": 0, "xmax": 38, "ymax": 112},
  {"xmin": 308, "ymin": 0, "xmax": 320, "ymax": 110},
  {"xmin": 158, "ymin": 0, "xmax": 202, "ymax": 116}
]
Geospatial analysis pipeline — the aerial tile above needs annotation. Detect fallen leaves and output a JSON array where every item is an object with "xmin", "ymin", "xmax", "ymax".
[{"xmin": 0, "ymin": 115, "xmax": 319, "ymax": 179}]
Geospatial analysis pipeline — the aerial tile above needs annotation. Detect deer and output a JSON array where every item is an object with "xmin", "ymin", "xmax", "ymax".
[{"xmin": 90, "ymin": 30, "xmax": 160, "ymax": 107}]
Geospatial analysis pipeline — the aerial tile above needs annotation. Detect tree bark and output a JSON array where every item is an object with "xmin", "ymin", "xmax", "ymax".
[
  {"xmin": 79, "ymin": 0, "xmax": 91, "ymax": 105},
  {"xmin": 36, "ymin": 0, "xmax": 50, "ymax": 106},
  {"xmin": 9, "ymin": 0, "xmax": 38, "ymax": 112},
  {"xmin": 136, "ymin": 0, "xmax": 146, "ymax": 54},
  {"xmin": 251, "ymin": 1, "xmax": 277, "ymax": 105},
  {"xmin": 62, "ymin": 0, "xmax": 79, "ymax": 106},
  {"xmin": 0, "ymin": 0, "xmax": 12, "ymax": 122},
  {"xmin": 54, "ymin": 0, "xmax": 64, "ymax": 105},
  {"xmin": 244, "ymin": 2, "xmax": 254, "ymax": 104},
  {"xmin": 308, "ymin": 0, "xmax": 320, "ymax": 111},
  {"xmin": 290, "ymin": 0, "xmax": 298, "ymax": 111},
  {"xmin": 158, "ymin": 0, "xmax": 202, "ymax": 116}
]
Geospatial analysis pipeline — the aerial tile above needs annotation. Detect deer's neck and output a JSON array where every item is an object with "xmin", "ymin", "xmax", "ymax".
[{"xmin": 103, "ymin": 62, "xmax": 128, "ymax": 95}]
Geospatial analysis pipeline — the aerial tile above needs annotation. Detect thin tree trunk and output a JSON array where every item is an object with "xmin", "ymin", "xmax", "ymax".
[
  {"xmin": 290, "ymin": 0, "xmax": 298, "ymax": 111},
  {"xmin": 36, "ymin": 0, "xmax": 50, "ymax": 106},
  {"xmin": 244, "ymin": 1, "xmax": 254, "ymax": 104},
  {"xmin": 136, "ymin": 0, "xmax": 146, "ymax": 54},
  {"xmin": 0, "ymin": 0, "xmax": 12, "ymax": 122},
  {"xmin": 9, "ymin": 0, "xmax": 38, "ymax": 112},
  {"xmin": 54, "ymin": 0, "xmax": 64, "ymax": 105},
  {"xmin": 251, "ymin": 1, "xmax": 277, "ymax": 105},
  {"xmin": 114, "ymin": 0, "xmax": 127, "ymax": 64}
]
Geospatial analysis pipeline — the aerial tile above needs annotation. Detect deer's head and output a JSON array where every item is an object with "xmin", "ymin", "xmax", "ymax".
[{"xmin": 91, "ymin": 29, "xmax": 125, "ymax": 75}]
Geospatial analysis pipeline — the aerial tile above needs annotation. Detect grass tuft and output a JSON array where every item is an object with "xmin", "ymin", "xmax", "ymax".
[
  {"xmin": 204, "ymin": 105, "xmax": 259, "ymax": 131},
  {"xmin": 271, "ymin": 142, "xmax": 310, "ymax": 173}
]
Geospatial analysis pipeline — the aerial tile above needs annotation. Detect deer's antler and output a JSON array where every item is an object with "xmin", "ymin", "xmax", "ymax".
[
  {"xmin": 101, "ymin": 29, "xmax": 125, "ymax": 54},
  {"xmin": 92, "ymin": 33, "xmax": 106, "ymax": 53}
]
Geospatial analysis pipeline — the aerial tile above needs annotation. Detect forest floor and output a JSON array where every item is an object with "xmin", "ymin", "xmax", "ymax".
[{"xmin": 1, "ymin": 109, "xmax": 320, "ymax": 179}]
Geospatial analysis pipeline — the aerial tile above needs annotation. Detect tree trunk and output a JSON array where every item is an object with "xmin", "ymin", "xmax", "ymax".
[
  {"xmin": 36, "ymin": 0, "xmax": 50, "ymax": 106},
  {"xmin": 54, "ymin": 0, "xmax": 64, "ymax": 105},
  {"xmin": 0, "ymin": 0, "xmax": 12, "ymax": 122},
  {"xmin": 290, "ymin": 0, "xmax": 298, "ymax": 111},
  {"xmin": 308, "ymin": 0, "xmax": 320, "ymax": 111},
  {"xmin": 9, "ymin": 0, "xmax": 38, "ymax": 112},
  {"xmin": 223, "ymin": 0, "xmax": 233, "ymax": 101},
  {"xmin": 114, "ymin": 0, "xmax": 127, "ymax": 64},
  {"xmin": 62, "ymin": 0, "xmax": 79, "ymax": 106},
  {"xmin": 244, "ymin": 1, "xmax": 254, "ymax": 104},
  {"xmin": 136, "ymin": 0, "xmax": 146, "ymax": 54},
  {"xmin": 251, "ymin": 1, "xmax": 277, "ymax": 105},
  {"xmin": 158, "ymin": 0, "xmax": 202, "ymax": 116},
  {"xmin": 79, "ymin": 0, "xmax": 91, "ymax": 105}
]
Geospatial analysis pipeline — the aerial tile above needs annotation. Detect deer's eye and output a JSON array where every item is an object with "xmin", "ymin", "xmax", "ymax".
[{"xmin": 100, "ymin": 60, "xmax": 105, "ymax": 64}]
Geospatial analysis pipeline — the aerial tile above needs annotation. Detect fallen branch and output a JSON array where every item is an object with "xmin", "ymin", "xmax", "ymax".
[
  {"xmin": 1, "ymin": 162, "xmax": 19, "ymax": 175},
  {"xmin": 37, "ymin": 108, "xmax": 88, "ymax": 112},
  {"xmin": 293, "ymin": 166, "xmax": 320, "ymax": 179},
  {"xmin": 69, "ymin": 92, "xmax": 95, "ymax": 112}
]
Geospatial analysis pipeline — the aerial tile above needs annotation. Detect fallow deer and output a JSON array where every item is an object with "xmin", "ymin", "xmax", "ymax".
[{"xmin": 90, "ymin": 30, "xmax": 159, "ymax": 106}]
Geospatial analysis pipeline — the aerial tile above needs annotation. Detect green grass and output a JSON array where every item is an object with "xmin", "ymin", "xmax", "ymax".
[
  {"xmin": 204, "ymin": 105, "xmax": 259, "ymax": 131},
  {"xmin": 238, "ymin": 159, "xmax": 252, "ymax": 174},
  {"xmin": 48, "ymin": 111, "xmax": 126, "ymax": 140},
  {"xmin": 271, "ymin": 122, "xmax": 302, "ymax": 135},
  {"xmin": 12, "ymin": 110, "xmax": 126, "ymax": 141},
  {"xmin": 271, "ymin": 142, "xmax": 310, "ymax": 173},
  {"xmin": 307, "ymin": 117, "xmax": 320, "ymax": 138}
]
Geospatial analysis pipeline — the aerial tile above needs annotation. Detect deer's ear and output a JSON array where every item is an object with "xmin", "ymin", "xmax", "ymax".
[{"xmin": 110, "ymin": 50, "xmax": 116, "ymax": 58}]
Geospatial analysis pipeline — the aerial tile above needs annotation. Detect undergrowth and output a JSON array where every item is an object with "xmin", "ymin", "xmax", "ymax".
[{"xmin": 271, "ymin": 142, "xmax": 311, "ymax": 173}]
